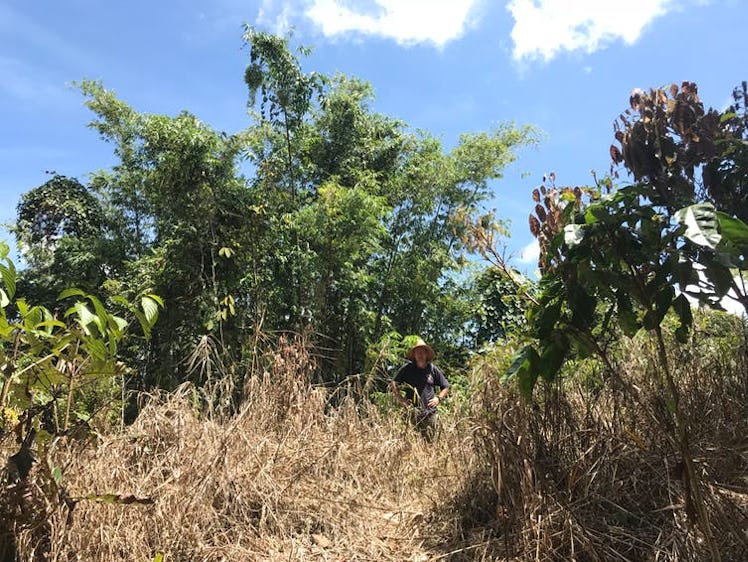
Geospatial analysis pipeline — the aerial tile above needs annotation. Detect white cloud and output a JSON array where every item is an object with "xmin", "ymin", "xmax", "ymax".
[
  {"xmin": 517, "ymin": 239, "xmax": 540, "ymax": 264},
  {"xmin": 507, "ymin": 0, "xmax": 681, "ymax": 62},
  {"xmin": 302, "ymin": 0, "xmax": 481, "ymax": 47},
  {"xmin": 256, "ymin": 0, "xmax": 298, "ymax": 33}
]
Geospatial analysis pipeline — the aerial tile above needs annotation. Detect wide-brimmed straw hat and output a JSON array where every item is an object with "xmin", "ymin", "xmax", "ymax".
[{"xmin": 406, "ymin": 338, "xmax": 435, "ymax": 362}]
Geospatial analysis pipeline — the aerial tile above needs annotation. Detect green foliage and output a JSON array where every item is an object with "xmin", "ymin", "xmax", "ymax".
[
  {"xmin": 472, "ymin": 267, "xmax": 531, "ymax": 343},
  {"xmin": 75, "ymin": 80, "xmax": 253, "ymax": 386},
  {"xmin": 507, "ymin": 82, "xmax": 748, "ymax": 400},
  {"xmin": 13, "ymin": 175, "xmax": 112, "ymax": 306},
  {"xmin": 0, "ymin": 242, "xmax": 161, "ymax": 436},
  {"xmin": 612, "ymin": 82, "xmax": 748, "ymax": 313},
  {"xmin": 14, "ymin": 32, "xmax": 537, "ymax": 388}
]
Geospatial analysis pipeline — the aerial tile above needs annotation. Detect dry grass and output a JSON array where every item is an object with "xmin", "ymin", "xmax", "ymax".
[
  {"xmin": 2, "ymin": 336, "xmax": 476, "ymax": 561},
  {"xmin": 2, "ymin": 324, "xmax": 747, "ymax": 561},
  {"xmin": 460, "ymin": 316, "xmax": 748, "ymax": 561}
]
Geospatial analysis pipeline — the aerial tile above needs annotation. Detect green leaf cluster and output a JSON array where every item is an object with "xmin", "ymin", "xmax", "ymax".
[
  {"xmin": 0, "ymin": 244, "xmax": 161, "ymax": 436},
  {"xmin": 505, "ymin": 82, "xmax": 748, "ymax": 400}
]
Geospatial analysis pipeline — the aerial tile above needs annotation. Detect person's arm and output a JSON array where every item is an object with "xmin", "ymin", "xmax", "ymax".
[
  {"xmin": 426, "ymin": 367, "xmax": 450, "ymax": 408},
  {"xmin": 390, "ymin": 379, "xmax": 411, "ymax": 408},
  {"xmin": 426, "ymin": 386, "xmax": 449, "ymax": 408}
]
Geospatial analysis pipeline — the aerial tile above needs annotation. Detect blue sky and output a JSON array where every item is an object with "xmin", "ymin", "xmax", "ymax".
[{"xmin": 1, "ymin": 0, "xmax": 746, "ymax": 271}]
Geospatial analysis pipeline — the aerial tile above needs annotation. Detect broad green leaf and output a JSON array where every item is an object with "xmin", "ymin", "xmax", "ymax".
[
  {"xmin": 502, "ymin": 345, "xmax": 532, "ymax": 383},
  {"xmin": 536, "ymin": 300, "xmax": 561, "ymax": 339},
  {"xmin": 675, "ymin": 203, "xmax": 721, "ymax": 249},
  {"xmin": 34, "ymin": 319, "xmax": 67, "ymax": 332},
  {"xmin": 141, "ymin": 296, "xmax": 160, "ymax": 326},
  {"xmin": 503, "ymin": 345, "xmax": 540, "ymax": 400},
  {"xmin": 72, "ymin": 303, "xmax": 102, "ymax": 336},
  {"xmin": 674, "ymin": 258, "xmax": 699, "ymax": 290},
  {"xmin": 134, "ymin": 310, "xmax": 152, "ymax": 338},
  {"xmin": 86, "ymin": 294, "xmax": 109, "ymax": 326},
  {"xmin": 538, "ymin": 339, "xmax": 566, "ymax": 382},
  {"xmin": 643, "ymin": 285, "xmax": 674, "ymax": 330},
  {"xmin": 24, "ymin": 306, "xmax": 44, "ymax": 329},
  {"xmin": 584, "ymin": 204, "xmax": 618, "ymax": 224},
  {"xmin": 146, "ymin": 293, "xmax": 165, "ymax": 308},
  {"xmin": 671, "ymin": 293, "xmax": 693, "ymax": 343},
  {"xmin": 517, "ymin": 361, "xmax": 539, "ymax": 401},
  {"xmin": 716, "ymin": 212, "xmax": 748, "ymax": 252},
  {"xmin": 0, "ymin": 288, "xmax": 8, "ymax": 308},
  {"xmin": 58, "ymin": 288, "xmax": 87, "ymax": 300},
  {"xmin": 111, "ymin": 315, "xmax": 128, "ymax": 332},
  {"xmin": 616, "ymin": 289, "xmax": 640, "ymax": 337},
  {"xmin": 570, "ymin": 286, "xmax": 596, "ymax": 330},
  {"xmin": 701, "ymin": 257, "xmax": 735, "ymax": 297},
  {"xmin": 85, "ymin": 338, "xmax": 108, "ymax": 362},
  {"xmin": 584, "ymin": 206, "xmax": 600, "ymax": 224},
  {"xmin": 0, "ymin": 262, "xmax": 16, "ymax": 299}
]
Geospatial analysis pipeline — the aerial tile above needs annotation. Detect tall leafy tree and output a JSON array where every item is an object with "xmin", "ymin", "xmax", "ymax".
[
  {"xmin": 78, "ymin": 81, "xmax": 254, "ymax": 386},
  {"xmin": 13, "ymin": 175, "xmax": 111, "ymax": 307},
  {"xmin": 241, "ymin": 33, "xmax": 538, "ymax": 375},
  {"xmin": 16, "ymin": 32, "xmax": 538, "ymax": 384},
  {"xmin": 491, "ymin": 83, "xmax": 748, "ymax": 561}
]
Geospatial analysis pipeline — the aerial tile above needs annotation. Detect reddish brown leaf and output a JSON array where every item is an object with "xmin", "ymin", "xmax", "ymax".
[
  {"xmin": 529, "ymin": 215, "xmax": 540, "ymax": 237},
  {"xmin": 532, "ymin": 188, "xmax": 540, "ymax": 202},
  {"xmin": 535, "ymin": 204, "xmax": 546, "ymax": 222},
  {"xmin": 610, "ymin": 144, "xmax": 623, "ymax": 163},
  {"xmin": 630, "ymin": 89, "xmax": 642, "ymax": 111},
  {"xmin": 546, "ymin": 211, "xmax": 556, "ymax": 230}
]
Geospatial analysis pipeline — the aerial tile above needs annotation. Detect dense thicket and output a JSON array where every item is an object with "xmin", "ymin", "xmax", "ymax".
[{"xmin": 13, "ymin": 30, "xmax": 536, "ymax": 388}]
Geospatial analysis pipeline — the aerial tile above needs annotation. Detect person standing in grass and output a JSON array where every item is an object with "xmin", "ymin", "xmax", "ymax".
[{"xmin": 390, "ymin": 338, "xmax": 450, "ymax": 441}]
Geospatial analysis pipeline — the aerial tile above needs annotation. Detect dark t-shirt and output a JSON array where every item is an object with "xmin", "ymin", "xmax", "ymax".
[{"xmin": 393, "ymin": 362, "xmax": 450, "ymax": 414}]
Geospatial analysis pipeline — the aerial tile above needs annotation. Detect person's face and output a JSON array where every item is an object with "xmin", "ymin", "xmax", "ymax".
[{"xmin": 413, "ymin": 346, "xmax": 429, "ymax": 367}]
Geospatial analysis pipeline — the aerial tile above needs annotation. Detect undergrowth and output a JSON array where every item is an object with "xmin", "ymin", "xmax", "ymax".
[{"xmin": 1, "ymin": 321, "xmax": 747, "ymax": 561}]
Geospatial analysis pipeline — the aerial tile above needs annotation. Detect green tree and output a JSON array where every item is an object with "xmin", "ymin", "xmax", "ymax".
[
  {"xmin": 495, "ymin": 83, "xmax": 748, "ymax": 562},
  {"xmin": 16, "ymin": 32, "xmax": 537, "ymax": 386},
  {"xmin": 13, "ymin": 175, "xmax": 112, "ymax": 307},
  {"xmin": 240, "ymin": 34, "xmax": 538, "ymax": 375},
  {"xmin": 78, "ymin": 81, "xmax": 254, "ymax": 387},
  {"xmin": 611, "ymin": 82, "xmax": 748, "ymax": 313}
]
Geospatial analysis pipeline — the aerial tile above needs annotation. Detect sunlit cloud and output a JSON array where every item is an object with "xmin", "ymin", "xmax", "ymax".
[
  {"xmin": 507, "ymin": 0, "xmax": 702, "ymax": 62},
  {"xmin": 256, "ymin": 0, "xmax": 298, "ymax": 33},
  {"xmin": 256, "ymin": 0, "xmax": 482, "ymax": 47},
  {"xmin": 517, "ymin": 239, "xmax": 539, "ymax": 265}
]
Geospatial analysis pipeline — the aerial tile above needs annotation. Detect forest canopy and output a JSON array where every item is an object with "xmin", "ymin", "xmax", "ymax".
[{"xmin": 11, "ymin": 29, "xmax": 538, "ymax": 388}]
